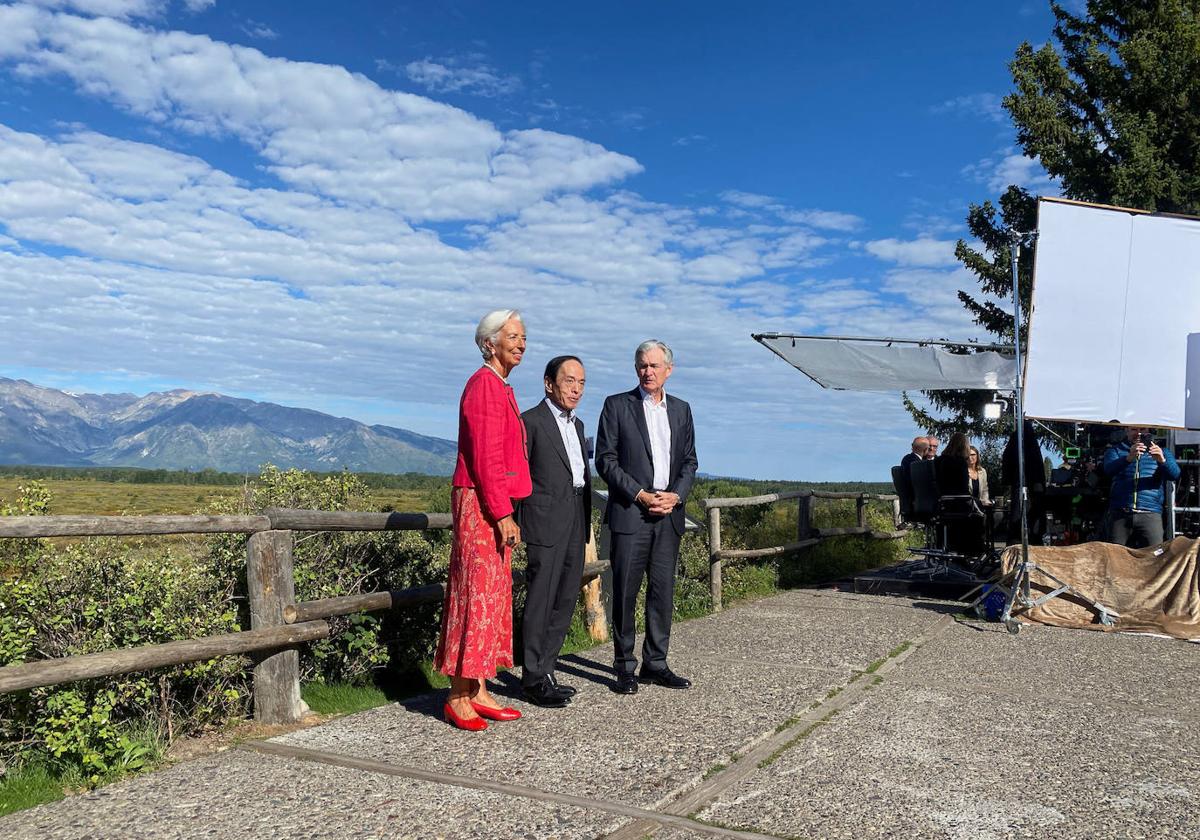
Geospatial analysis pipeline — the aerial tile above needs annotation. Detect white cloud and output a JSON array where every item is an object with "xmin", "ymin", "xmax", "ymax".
[
  {"xmin": 962, "ymin": 148, "xmax": 1056, "ymax": 194},
  {"xmin": 183, "ymin": 0, "xmax": 213, "ymax": 12},
  {"xmin": 721, "ymin": 189, "xmax": 776, "ymax": 209},
  {"xmin": 238, "ymin": 19, "xmax": 276, "ymax": 40},
  {"xmin": 931, "ymin": 92, "xmax": 1006, "ymax": 124},
  {"xmin": 0, "ymin": 9, "xmax": 985, "ymax": 479},
  {"xmin": 22, "ymin": 0, "xmax": 162, "ymax": 18},
  {"xmin": 0, "ymin": 6, "xmax": 639, "ymax": 220},
  {"xmin": 404, "ymin": 56, "xmax": 520, "ymax": 97},
  {"xmin": 863, "ymin": 237, "xmax": 958, "ymax": 267}
]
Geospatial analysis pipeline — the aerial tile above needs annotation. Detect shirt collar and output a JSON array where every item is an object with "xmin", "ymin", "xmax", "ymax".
[
  {"xmin": 545, "ymin": 396, "xmax": 574, "ymax": 422},
  {"xmin": 638, "ymin": 386, "xmax": 667, "ymax": 407}
]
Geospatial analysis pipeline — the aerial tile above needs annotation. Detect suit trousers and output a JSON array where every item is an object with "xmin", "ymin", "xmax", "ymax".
[
  {"xmin": 521, "ymin": 494, "xmax": 587, "ymax": 687},
  {"xmin": 610, "ymin": 515, "xmax": 681, "ymax": 675}
]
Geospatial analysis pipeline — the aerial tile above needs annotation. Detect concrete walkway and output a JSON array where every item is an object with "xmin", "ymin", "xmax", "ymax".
[{"xmin": 4, "ymin": 589, "xmax": 1199, "ymax": 839}]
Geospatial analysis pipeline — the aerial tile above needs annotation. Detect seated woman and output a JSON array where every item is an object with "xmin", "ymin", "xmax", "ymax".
[
  {"xmin": 967, "ymin": 445, "xmax": 991, "ymax": 506},
  {"xmin": 935, "ymin": 433, "xmax": 984, "ymax": 553}
]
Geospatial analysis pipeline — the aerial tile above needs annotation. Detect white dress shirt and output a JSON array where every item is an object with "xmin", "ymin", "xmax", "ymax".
[
  {"xmin": 640, "ymin": 387, "xmax": 672, "ymax": 491},
  {"xmin": 546, "ymin": 398, "xmax": 586, "ymax": 488}
]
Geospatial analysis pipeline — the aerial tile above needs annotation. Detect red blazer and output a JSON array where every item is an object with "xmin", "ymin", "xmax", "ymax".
[{"xmin": 452, "ymin": 366, "xmax": 532, "ymax": 521}]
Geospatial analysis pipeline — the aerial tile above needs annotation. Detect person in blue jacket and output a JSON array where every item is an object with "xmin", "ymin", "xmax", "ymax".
[{"xmin": 1103, "ymin": 427, "xmax": 1180, "ymax": 548}]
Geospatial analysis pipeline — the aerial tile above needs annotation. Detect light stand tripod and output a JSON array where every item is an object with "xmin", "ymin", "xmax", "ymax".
[{"xmin": 974, "ymin": 228, "xmax": 1120, "ymax": 634}]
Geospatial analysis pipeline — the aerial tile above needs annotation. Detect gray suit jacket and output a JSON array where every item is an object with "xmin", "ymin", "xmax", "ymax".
[
  {"xmin": 517, "ymin": 400, "xmax": 591, "ymax": 547},
  {"xmin": 595, "ymin": 388, "xmax": 698, "ymax": 535}
]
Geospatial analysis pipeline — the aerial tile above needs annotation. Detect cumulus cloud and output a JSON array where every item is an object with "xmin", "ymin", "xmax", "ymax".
[
  {"xmin": 22, "ymin": 0, "xmax": 162, "ymax": 18},
  {"xmin": 0, "ymin": 5, "xmax": 639, "ymax": 220},
  {"xmin": 931, "ymin": 92, "xmax": 1006, "ymax": 124},
  {"xmin": 0, "ymin": 6, "xmax": 990, "ymax": 479},
  {"xmin": 962, "ymin": 147, "xmax": 1056, "ymax": 194},
  {"xmin": 863, "ymin": 237, "xmax": 959, "ymax": 267},
  {"xmin": 183, "ymin": 0, "xmax": 214, "ymax": 12},
  {"xmin": 404, "ymin": 56, "xmax": 520, "ymax": 97}
]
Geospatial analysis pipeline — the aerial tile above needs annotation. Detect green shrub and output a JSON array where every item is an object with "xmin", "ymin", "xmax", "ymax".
[
  {"xmin": 0, "ymin": 525, "xmax": 244, "ymax": 780},
  {"xmin": 204, "ymin": 466, "xmax": 451, "ymax": 687}
]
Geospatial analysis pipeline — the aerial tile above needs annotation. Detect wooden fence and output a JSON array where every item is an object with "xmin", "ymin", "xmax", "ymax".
[
  {"xmin": 0, "ymin": 490, "xmax": 900, "ymax": 723},
  {"xmin": 704, "ymin": 490, "xmax": 909, "ymax": 611},
  {"xmin": 0, "ymin": 506, "xmax": 608, "ymax": 724}
]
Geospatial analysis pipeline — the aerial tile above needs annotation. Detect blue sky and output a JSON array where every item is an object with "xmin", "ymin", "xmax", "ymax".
[{"xmin": 0, "ymin": 0, "xmax": 1059, "ymax": 480}]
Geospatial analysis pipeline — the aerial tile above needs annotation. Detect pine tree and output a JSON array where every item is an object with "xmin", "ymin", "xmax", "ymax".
[{"xmin": 907, "ymin": 0, "xmax": 1200, "ymax": 442}]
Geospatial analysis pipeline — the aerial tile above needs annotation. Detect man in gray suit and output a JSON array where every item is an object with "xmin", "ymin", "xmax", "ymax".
[
  {"xmin": 518, "ymin": 355, "xmax": 591, "ymax": 707},
  {"xmin": 596, "ymin": 339, "xmax": 698, "ymax": 694}
]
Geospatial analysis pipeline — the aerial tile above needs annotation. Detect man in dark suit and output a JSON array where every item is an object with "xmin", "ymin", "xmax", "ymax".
[
  {"xmin": 518, "ymin": 355, "xmax": 591, "ymax": 707},
  {"xmin": 595, "ymin": 339, "xmax": 698, "ymax": 694},
  {"xmin": 901, "ymin": 436, "xmax": 929, "ymax": 472}
]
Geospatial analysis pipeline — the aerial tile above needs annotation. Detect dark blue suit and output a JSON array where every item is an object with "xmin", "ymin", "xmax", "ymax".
[{"xmin": 595, "ymin": 388, "xmax": 698, "ymax": 675}]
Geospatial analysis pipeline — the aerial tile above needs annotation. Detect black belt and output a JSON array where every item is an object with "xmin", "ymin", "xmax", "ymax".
[{"xmin": 1118, "ymin": 508, "xmax": 1157, "ymax": 515}]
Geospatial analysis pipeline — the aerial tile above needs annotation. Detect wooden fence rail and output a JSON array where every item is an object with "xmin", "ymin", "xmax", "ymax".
[
  {"xmin": 0, "ymin": 505, "xmax": 604, "ymax": 724},
  {"xmin": 704, "ymin": 491, "xmax": 909, "ymax": 612}
]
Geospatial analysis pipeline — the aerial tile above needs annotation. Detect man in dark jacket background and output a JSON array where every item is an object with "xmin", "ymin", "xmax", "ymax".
[{"xmin": 1103, "ymin": 427, "xmax": 1180, "ymax": 548}]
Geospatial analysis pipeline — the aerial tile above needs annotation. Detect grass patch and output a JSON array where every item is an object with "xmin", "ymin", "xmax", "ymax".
[
  {"xmin": 888, "ymin": 640, "xmax": 913, "ymax": 659},
  {"xmin": 701, "ymin": 762, "xmax": 727, "ymax": 781},
  {"xmin": 301, "ymin": 682, "xmax": 390, "ymax": 715},
  {"xmin": 0, "ymin": 762, "xmax": 66, "ymax": 817}
]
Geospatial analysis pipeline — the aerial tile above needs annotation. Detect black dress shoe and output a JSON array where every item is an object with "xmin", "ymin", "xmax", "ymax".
[
  {"xmin": 548, "ymin": 673, "xmax": 577, "ymax": 698},
  {"xmin": 638, "ymin": 667, "xmax": 691, "ymax": 689},
  {"xmin": 522, "ymin": 679, "xmax": 570, "ymax": 708},
  {"xmin": 611, "ymin": 673, "xmax": 639, "ymax": 694}
]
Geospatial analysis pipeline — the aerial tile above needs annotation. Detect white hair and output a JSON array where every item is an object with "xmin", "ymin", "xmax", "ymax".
[
  {"xmin": 634, "ymin": 339, "xmax": 674, "ymax": 366},
  {"xmin": 475, "ymin": 309, "xmax": 523, "ymax": 359}
]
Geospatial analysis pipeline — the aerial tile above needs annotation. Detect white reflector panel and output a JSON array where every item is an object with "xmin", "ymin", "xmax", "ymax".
[
  {"xmin": 1026, "ymin": 199, "xmax": 1200, "ymax": 428},
  {"xmin": 754, "ymin": 335, "xmax": 1016, "ymax": 392}
]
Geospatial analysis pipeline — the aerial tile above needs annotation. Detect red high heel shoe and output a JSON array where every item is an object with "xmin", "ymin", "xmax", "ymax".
[
  {"xmin": 470, "ymin": 701, "xmax": 522, "ymax": 722},
  {"xmin": 443, "ymin": 702, "xmax": 487, "ymax": 731}
]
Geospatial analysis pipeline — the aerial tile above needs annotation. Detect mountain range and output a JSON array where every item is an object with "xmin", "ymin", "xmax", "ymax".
[{"xmin": 0, "ymin": 378, "xmax": 457, "ymax": 475}]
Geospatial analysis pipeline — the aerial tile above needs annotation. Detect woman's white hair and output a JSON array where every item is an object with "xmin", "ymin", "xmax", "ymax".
[
  {"xmin": 634, "ymin": 339, "xmax": 674, "ymax": 366},
  {"xmin": 475, "ymin": 309, "xmax": 524, "ymax": 359}
]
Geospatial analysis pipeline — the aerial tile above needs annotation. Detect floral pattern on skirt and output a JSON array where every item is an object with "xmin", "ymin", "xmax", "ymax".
[{"xmin": 434, "ymin": 486, "xmax": 514, "ymax": 679}]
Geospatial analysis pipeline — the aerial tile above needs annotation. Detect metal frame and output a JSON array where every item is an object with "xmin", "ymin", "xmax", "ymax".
[{"xmin": 979, "ymin": 229, "xmax": 1121, "ymax": 634}]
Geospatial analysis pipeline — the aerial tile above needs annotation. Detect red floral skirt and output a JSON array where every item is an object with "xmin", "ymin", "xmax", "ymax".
[{"xmin": 433, "ymin": 487, "xmax": 514, "ymax": 679}]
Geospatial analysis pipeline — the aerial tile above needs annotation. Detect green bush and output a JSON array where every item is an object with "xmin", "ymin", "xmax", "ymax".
[
  {"xmin": 205, "ymin": 466, "xmax": 451, "ymax": 686},
  {"xmin": 0, "ymin": 512, "xmax": 244, "ymax": 780}
]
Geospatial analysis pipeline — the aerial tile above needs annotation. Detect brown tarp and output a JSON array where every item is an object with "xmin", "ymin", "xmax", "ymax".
[{"xmin": 999, "ymin": 537, "xmax": 1200, "ymax": 640}]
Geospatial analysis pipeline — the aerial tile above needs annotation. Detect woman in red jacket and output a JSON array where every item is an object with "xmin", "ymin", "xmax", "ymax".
[{"xmin": 434, "ymin": 309, "xmax": 533, "ymax": 730}]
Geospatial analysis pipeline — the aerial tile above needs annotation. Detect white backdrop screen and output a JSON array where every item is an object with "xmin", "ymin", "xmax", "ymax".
[{"xmin": 1025, "ymin": 199, "xmax": 1200, "ymax": 428}]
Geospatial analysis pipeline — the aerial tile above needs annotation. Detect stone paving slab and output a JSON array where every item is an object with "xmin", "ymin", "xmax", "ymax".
[
  {"xmin": 271, "ymin": 591, "xmax": 947, "ymax": 813},
  {"xmin": 695, "ymin": 619, "xmax": 1200, "ymax": 840},
  {"xmin": 0, "ymin": 747, "xmax": 630, "ymax": 840},
  {"xmin": 889, "ymin": 619, "xmax": 1200, "ymax": 711},
  {"xmin": 671, "ymin": 589, "xmax": 956, "ymax": 675}
]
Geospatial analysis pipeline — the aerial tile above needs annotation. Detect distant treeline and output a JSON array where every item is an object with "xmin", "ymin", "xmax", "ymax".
[
  {"xmin": 0, "ymin": 464, "xmax": 892, "ymax": 496},
  {"xmin": 0, "ymin": 464, "xmax": 451, "ymax": 490}
]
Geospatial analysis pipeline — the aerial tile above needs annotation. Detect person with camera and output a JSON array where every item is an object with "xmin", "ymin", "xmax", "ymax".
[{"xmin": 1103, "ymin": 427, "xmax": 1180, "ymax": 548}]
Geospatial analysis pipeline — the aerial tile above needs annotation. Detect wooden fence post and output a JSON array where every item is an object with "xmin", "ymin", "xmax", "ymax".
[
  {"xmin": 797, "ymin": 494, "xmax": 813, "ymax": 540},
  {"xmin": 708, "ymin": 506, "xmax": 723, "ymax": 612},
  {"xmin": 892, "ymin": 497, "xmax": 902, "ymax": 529},
  {"xmin": 582, "ymin": 526, "xmax": 609, "ymax": 642},
  {"xmin": 247, "ymin": 529, "xmax": 305, "ymax": 724},
  {"xmin": 856, "ymin": 495, "xmax": 868, "ymax": 530}
]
